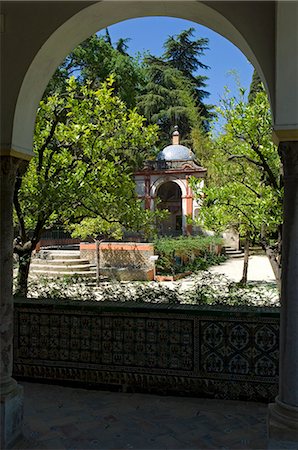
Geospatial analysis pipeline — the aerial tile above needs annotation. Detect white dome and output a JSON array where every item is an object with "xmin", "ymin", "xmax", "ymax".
[{"xmin": 157, "ymin": 144, "xmax": 195, "ymax": 161}]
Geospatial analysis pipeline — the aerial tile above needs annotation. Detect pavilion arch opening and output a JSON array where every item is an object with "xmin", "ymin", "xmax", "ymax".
[{"xmin": 156, "ymin": 181, "xmax": 183, "ymax": 236}]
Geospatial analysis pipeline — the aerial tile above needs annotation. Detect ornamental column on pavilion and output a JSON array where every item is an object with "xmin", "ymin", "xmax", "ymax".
[{"xmin": 135, "ymin": 127, "xmax": 207, "ymax": 236}]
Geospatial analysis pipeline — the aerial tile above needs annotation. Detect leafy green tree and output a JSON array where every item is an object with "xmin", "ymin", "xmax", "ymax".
[
  {"xmin": 13, "ymin": 77, "xmax": 160, "ymax": 296},
  {"xmin": 190, "ymin": 87, "xmax": 282, "ymax": 286},
  {"xmin": 46, "ymin": 33, "xmax": 143, "ymax": 108}
]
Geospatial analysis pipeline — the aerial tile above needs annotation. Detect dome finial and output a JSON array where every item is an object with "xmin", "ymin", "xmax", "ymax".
[{"xmin": 172, "ymin": 125, "xmax": 180, "ymax": 145}]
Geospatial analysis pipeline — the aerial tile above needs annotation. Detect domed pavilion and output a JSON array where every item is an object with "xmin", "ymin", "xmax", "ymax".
[{"xmin": 135, "ymin": 127, "xmax": 207, "ymax": 235}]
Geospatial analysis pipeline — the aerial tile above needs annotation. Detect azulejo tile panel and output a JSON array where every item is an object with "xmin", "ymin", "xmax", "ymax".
[
  {"xmin": 13, "ymin": 301, "xmax": 279, "ymax": 401},
  {"xmin": 201, "ymin": 321, "xmax": 279, "ymax": 380},
  {"xmin": 15, "ymin": 310, "xmax": 194, "ymax": 373}
]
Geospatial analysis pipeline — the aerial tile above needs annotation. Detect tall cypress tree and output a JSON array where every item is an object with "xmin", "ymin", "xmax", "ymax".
[
  {"xmin": 137, "ymin": 56, "xmax": 199, "ymax": 145},
  {"xmin": 163, "ymin": 27, "xmax": 210, "ymax": 112},
  {"xmin": 137, "ymin": 28, "xmax": 212, "ymax": 145},
  {"xmin": 248, "ymin": 68, "xmax": 264, "ymax": 104}
]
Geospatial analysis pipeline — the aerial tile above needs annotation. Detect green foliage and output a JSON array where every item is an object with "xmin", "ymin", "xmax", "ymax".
[
  {"xmin": 137, "ymin": 28, "xmax": 212, "ymax": 146},
  {"xmin": 46, "ymin": 33, "xmax": 144, "ymax": 108},
  {"xmin": 248, "ymin": 69, "xmax": 264, "ymax": 104},
  {"xmin": 163, "ymin": 27, "xmax": 211, "ymax": 119},
  {"xmin": 137, "ymin": 58, "xmax": 197, "ymax": 145},
  {"xmin": 187, "ymin": 273, "xmax": 278, "ymax": 307},
  {"xmin": 47, "ymin": 28, "xmax": 212, "ymax": 149},
  {"xmin": 14, "ymin": 77, "xmax": 161, "ymax": 252},
  {"xmin": 21, "ymin": 272, "xmax": 279, "ymax": 308},
  {"xmin": 190, "ymin": 88, "xmax": 282, "ymax": 243},
  {"xmin": 154, "ymin": 235, "xmax": 224, "ymax": 274}
]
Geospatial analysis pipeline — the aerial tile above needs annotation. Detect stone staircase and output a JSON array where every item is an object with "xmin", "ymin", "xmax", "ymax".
[
  {"xmin": 30, "ymin": 250, "xmax": 96, "ymax": 278},
  {"xmin": 224, "ymin": 246, "xmax": 244, "ymax": 259}
]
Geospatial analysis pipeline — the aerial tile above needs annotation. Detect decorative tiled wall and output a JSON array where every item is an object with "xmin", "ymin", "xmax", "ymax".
[{"xmin": 13, "ymin": 299, "xmax": 279, "ymax": 401}]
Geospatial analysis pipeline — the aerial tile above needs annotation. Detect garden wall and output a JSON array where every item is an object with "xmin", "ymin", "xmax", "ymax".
[
  {"xmin": 13, "ymin": 298, "xmax": 279, "ymax": 402},
  {"xmin": 80, "ymin": 242, "xmax": 155, "ymax": 281}
]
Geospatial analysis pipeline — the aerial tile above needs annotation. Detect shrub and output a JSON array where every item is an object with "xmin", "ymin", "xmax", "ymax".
[
  {"xmin": 20, "ymin": 271, "xmax": 279, "ymax": 307},
  {"xmin": 184, "ymin": 272, "xmax": 279, "ymax": 307},
  {"xmin": 154, "ymin": 235, "xmax": 224, "ymax": 274}
]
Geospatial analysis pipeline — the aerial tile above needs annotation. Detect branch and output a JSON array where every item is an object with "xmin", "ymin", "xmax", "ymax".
[
  {"xmin": 238, "ymin": 179, "xmax": 262, "ymax": 198},
  {"xmin": 31, "ymin": 217, "xmax": 46, "ymax": 249},
  {"xmin": 37, "ymin": 116, "xmax": 60, "ymax": 173},
  {"xmin": 228, "ymin": 154, "xmax": 263, "ymax": 168},
  {"xmin": 77, "ymin": 201, "xmax": 124, "ymax": 225},
  {"xmin": 251, "ymin": 143, "xmax": 279, "ymax": 190},
  {"xmin": 221, "ymin": 201, "xmax": 258, "ymax": 232}
]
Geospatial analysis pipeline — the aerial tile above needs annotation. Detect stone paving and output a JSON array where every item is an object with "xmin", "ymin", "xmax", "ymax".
[{"xmin": 14, "ymin": 382, "xmax": 297, "ymax": 450}]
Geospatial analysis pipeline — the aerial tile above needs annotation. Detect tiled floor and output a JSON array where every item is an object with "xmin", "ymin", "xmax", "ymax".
[{"xmin": 14, "ymin": 382, "xmax": 297, "ymax": 450}]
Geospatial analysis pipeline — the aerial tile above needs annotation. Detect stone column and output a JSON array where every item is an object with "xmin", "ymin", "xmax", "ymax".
[
  {"xmin": 181, "ymin": 195, "xmax": 187, "ymax": 234},
  {"xmin": 268, "ymin": 141, "xmax": 298, "ymax": 441},
  {"xmin": 144, "ymin": 176, "xmax": 151, "ymax": 210},
  {"xmin": 185, "ymin": 178, "xmax": 193, "ymax": 235},
  {"xmin": 0, "ymin": 156, "xmax": 23, "ymax": 448}
]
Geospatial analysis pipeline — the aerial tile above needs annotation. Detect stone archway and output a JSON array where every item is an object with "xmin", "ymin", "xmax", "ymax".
[
  {"xmin": 1, "ymin": 2, "xmax": 298, "ymax": 447},
  {"xmin": 10, "ymin": 1, "xmax": 275, "ymax": 158}
]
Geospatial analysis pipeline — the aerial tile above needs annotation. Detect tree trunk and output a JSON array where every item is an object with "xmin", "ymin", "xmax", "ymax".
[
  {"xmin": 240, "ymin": 237, "xmax": 250, "ymax": 285},
  {"xmin": 260, "ymin": 223, "xmax": 281, "ymax": 291},
  {"xmin": 15, "ymin": 249, "xmax": 32, "ymax": 297},
  {"xmin": 261, "ymin": 239, "xmax": 281, "ymax": 292},
  {"xmin": 96, "ymin": 239, "xmax": 100, "ymax": 287}
]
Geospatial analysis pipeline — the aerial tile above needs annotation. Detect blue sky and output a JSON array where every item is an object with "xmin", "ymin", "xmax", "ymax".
[{"xmin": 99, "ymin": 17, "xmax": 254, "ymax": 109}]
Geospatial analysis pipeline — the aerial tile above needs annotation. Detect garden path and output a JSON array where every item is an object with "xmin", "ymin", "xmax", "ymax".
[
  {"xmin": 161, "ymin": 255, "xmax": 276, "ymax": 293},
  {"xmin": 209, "ymin": 255, "xmax": 275, "ymax": 283}
]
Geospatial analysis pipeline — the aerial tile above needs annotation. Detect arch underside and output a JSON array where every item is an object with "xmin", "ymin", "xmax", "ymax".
[{"xmin": 11, "ymin": 0, "xmax": 277, "ymax": 157}]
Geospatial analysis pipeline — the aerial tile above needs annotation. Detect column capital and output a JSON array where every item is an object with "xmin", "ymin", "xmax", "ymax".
[
  {"xmin": 0, "ymin": 147, "xmax": 33, "ymax": 160},
  {"xmin": 272, "ymin": 129, "xmax": 298, "ymax": 144},
  {"xmin": 0, "ymin": 156, "xmax": 24, "ymax": 183}
]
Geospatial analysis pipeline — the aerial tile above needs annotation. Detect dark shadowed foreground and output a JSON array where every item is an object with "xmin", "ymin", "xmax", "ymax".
[{"xmin": 14, "ymin": 382, "xmax": 296, "ymax": 449}]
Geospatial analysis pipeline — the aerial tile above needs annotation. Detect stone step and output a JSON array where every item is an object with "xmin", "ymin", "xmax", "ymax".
[
  {"xmin": 31, "ymin": 264, "xmax": 95, "ymax": 273},
  {"xmin": 32, "ymin": 259, "xmax": 90, "ymax": 266},
  {"xmin": 224, "ymin": 247, "xmax": 244, "ymax": 258},
  {"xmin": 37, "ymin": 250, "xmax": 80, "ymax": 260},
  {"xmin": 225, "ymin": 249, "xmax": 243, "ymax": 255},
  {"xmin": 228, "ymin": 253, "xmax": 244, "ymax": 259},
  {"xmin": 30, "ymin": 270, "xmax": 97, "ymax": 278}
]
